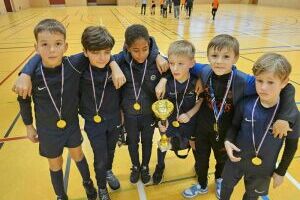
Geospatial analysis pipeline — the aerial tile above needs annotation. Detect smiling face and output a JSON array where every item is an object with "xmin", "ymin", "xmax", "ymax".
[
  {"xmin": 35, "ymin": 31, "xmax": 68, "ymax": 67},
  {"xmin": 127, "ymin": 38, "xmax": 150, "ymax": 64},
  {"xmin": 84, "ymin": 48, "xmax": 111, "ymax": 68},
  {"xmin": 207, "ymin": 47, "xmax": 238, "ymax": 76}
]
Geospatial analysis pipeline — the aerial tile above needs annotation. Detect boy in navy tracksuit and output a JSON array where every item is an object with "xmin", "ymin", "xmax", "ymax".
[
  {"xmin": 17, "ymin": 19, "xmax": 97, "ymax": 200},
  {"xmin": 221, "ymin": 53, "xmax": 299, "ymax": 200},
  {"xmin": 152, "ymin": 40, "xmax": 203, "ymax": 184},
  {"xmin": 171, "ymin": 34, "xmax": 297, "ymax": 199},
  {"xmin": 113, "ymin": 24, "xmax": 166, "ymax": 185},
  {"xmin": 79, "ymin": 26, "xmax": 121, "ymax": 200},
  {"xmin": 16, "ymin": 23, "xmax": 168, "ymax": 199}
]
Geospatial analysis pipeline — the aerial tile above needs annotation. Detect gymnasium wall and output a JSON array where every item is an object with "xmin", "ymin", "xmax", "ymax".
[
  {"xmin": 29, "ymin": 0, "xmax": 50, "ymax": 7},
  {"xmin": 0, "ymin": 1, "xmax": 7, "ymax": 14},
  {"xmin": 12, "ymin": 0, "xmax": 30, "ymax": 11},
  {"xmin": 118, "ymin": 0, "xmax": 241, "ymax": 6},
  {"xmin": 29, "ymin": 0, "xmax": 86, "ymax": 7},
  {"xmin": 5, "ymin": 0, "xmax": 300, "ymax": 9},
  {"xmin": 258, "ymin": 0, "xmax": 300, "ymax": 9},
  {"xmin": 65, "ymin": 0, "xmax": 87, "ymax": 6}
]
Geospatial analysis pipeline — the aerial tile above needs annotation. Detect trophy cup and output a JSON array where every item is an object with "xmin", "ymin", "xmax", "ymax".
[{"xmin": 152, "ymin": 99, "xmax": 174, "ymax": 152}]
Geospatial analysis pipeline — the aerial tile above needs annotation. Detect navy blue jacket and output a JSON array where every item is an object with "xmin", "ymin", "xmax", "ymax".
[
  {"xmin": 164, "ymin": 74, "xmax": 198, "ymax": 138},
  {"xmin": 114, "ymin": 37, "xmax": 161, "ymax": 116},
  {"xmin": 192, "ymin": 64, "xmax": 297, "ymax": 124},
  {"xmin": 18, "ymin": 54, "xmax": 87, "ymax": 132},
  {"xmin": 226, "ymin": 95, "xmax": 299, "ymax": 176},
  {"xmin": 79, "ymin": 65, "xmax": 120, "ymax": 121}
]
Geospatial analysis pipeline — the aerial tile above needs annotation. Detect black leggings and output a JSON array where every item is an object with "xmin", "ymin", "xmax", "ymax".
[
  {"xmin": 195, "ymin": 130, "xmax": 227, "ymax": 188},
  {"xmin": 125, "ymin": 114, "xmax": 155, "ymax": 167},
  {"xmin": 141, "ymin": 4, "xmax": 146, "ymax": 15},
  {"xmin": 84, "ymin": 119, "xmax": 120, "ymax": 189},
  {"xmin": 212, "ymin": 8, "xmax": 217, "ymax": 19}
]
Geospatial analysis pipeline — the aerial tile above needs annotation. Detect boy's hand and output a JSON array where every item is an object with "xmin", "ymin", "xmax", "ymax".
[
  {"xmin": 189, "ymin": 140, "xmax": 196, "ymax": 150},
  {"xmin": 26, "ymin": 125, "xmax": 38, "ymax": 143},
  {"xmin": 224, "ymin": 140, "xmax": 241, "ymax": 162},
  {"xmin": 155, "ymin": 78, "xmax": 167, "ymax": 99},
  {"xmin": 158, "ymin": 120, "xmax": 168, "ymax": 132},
  {"xmin": 272, "ymin": 120, "xmax": 292, "ymax": 139},
  {"xmin": 109, "ymin": 61, "xmax": 126, "ymax": 89},
  {"xmin": 156, "ymin": 54, "xmax": 169, "ymax": 74},
  {"xmin": 272, "ymin": 172, "xmax": 284, "ymax": 188},
  {"xmin": 195, "ymin": 79, "xmax": 203, "ymax": 96},
  {"xmin": 178, "ymin": 113, "xmax": 190, "ymax": 123},
  {"xmin": 12, "ymin": 73, "xmax": 32, "ymax": 99}
]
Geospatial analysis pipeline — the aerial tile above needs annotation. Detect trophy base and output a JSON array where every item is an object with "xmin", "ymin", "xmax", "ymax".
[{"xmin": 158, "ymin": 141, "xmax": 172, "ymax": 152}]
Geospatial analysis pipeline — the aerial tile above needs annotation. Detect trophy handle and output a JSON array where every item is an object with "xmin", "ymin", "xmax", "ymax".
[{"xmin": 161, "ymin": 119, "xmax": 167, "ymax": 127}]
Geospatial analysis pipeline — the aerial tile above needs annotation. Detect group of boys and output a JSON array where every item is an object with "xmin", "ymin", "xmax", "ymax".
[{"xmin": 13, "ymin": 18, "xmax": 299, "ymax": 200}]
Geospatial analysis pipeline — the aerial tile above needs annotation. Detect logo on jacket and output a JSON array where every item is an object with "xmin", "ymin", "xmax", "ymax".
[{"xmin": 150, "ymin": 75, "xmax": 156, "ymax": 81}]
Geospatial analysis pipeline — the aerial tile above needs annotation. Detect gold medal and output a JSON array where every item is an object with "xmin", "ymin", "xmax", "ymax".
[
  {"xmin": 214, "ymin": 123, "xmax": 218, "ymax": 132},
  {"xmin": 252, "ymin": 156, "xmax": 262, "ymax": 166},
  {"xmin": 133, "ymin": 102, "xmax": 141, "ymax": 111},
  {"xmin": 172, "ymin": 120, "xmax": 180, "ymax": 127},
  {"xmin": 57, "ymin": 119, "xmax": 66, "ymax": 129},
  {"xmin": 93, "ymin": 115, "xmax": 102, "ymax": 123}
]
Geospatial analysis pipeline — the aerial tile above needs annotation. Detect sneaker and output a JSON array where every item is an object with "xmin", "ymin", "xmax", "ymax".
[
  {"xmin": 182, "ymin": 183, "xmax": 208, "ymax": 198},
  {"xmin": 130, "ymin": 165, "xmax": 140, "ymax": 184},
  {"xmin": 140, "ymin": 165, "xmax": 151, "ymax": 184},
  {"xmin": 261, "ymin": 195, "xmax": 270, "ymax": 200},
  {"xmin": 83, "ymin": 179, "xmax": 97, "ymax": 200},
  {"xmin": 57, "ymin": 194, "xmax": 68, "ymax": 200},
  {"xmin": 215, "ymin": 178, "xmax": 223, "ymax": 199},
  {"xmin": 99, "ymin": 188, "xmax": 111, "ymax": 200},
  {"xmin": 152, "ymin": 165, "xmax": 165, "ymax": 185},
  {"xmin": 106, "ymin": 170, "xmax": 120, "ymax": 190}
]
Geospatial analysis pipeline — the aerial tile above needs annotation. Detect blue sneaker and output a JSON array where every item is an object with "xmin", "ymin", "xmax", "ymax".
[
  {"xmin": 215, "ymin": 178, "xmax": 223, "ymax": 199},
  {"xmin": 260, "ymin": 195, "xmax": 270, "ymax": 200},
  {"xmin": 182, "ymin": 183, "xmax": 208, "ymax": 198}
]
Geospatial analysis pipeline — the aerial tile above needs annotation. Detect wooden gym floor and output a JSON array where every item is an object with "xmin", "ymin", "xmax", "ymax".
[{"xmin": 0, "ymin": 4, "xmax": 299, "ymax": 200}]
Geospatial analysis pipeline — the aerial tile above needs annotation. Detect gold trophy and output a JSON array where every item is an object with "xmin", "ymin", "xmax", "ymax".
[{"xmin": 152, "ymin": 99, "xmax": 174, "ymax": 152}]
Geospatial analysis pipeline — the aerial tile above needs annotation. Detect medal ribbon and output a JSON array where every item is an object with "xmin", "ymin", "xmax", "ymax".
[
  {"xmin": 174, "ymin": 76, "xmax": 190, "ymax": 120},
  {"xmin": 40, "ymin": 64, "xmax": 64, "ymax": 120},
  {"xmin": 209, "ymin": 71, "xmax": 233, "ymax": 125},
  {"xmin": 129, "ymin": 59, "xmax": 148, "ymax": 103},
  {"xmin": 89, "ymin": 64, "xmax": 109, "ymax": 114},
  {"xmin": 251, "ymin": 97, "xmax": 279, "ymax": 157}
]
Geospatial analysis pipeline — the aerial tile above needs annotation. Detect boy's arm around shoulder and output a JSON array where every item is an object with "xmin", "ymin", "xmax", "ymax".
[
  {"xmin": 272, "ymin": 83, "xmax": 297, "ymax": 138},
  {"xmin": 274, "ymin": 112, "xmax": 300, "ymax": 176},
  {"xmin": 189, "ymin": 63, "xmax": 209, "ymax": 78},
  {"xmin": 186, "ymin": 98, "xmax": 203, "ymax": 119},
  {"xmin": 67, "ymin": 52, "xmax": 89, "ymax": 73},
  {"xmin": 13, "ymin": 54, "xmax": 41, "ymax": 99},
  {"xmin": 277, "ymin": 83, "xmax": 297, "ymax": 123}
]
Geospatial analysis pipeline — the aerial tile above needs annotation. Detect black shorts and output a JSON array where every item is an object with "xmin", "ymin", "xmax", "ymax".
[
  {"xmin": 222, "ymin": 160, "xmax": 271, "ymax": 197},
  {"xmin": 37, "ymin": 123, "xmax": 83, "ymax": 158},
  {"xmin": 166, "ymin": 115, "xmax": 196, "ymax": 138}
]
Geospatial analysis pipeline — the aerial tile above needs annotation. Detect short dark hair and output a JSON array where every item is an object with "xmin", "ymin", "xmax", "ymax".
[
  {"xmin": 125, "ymin": 24, "xmax": 150, "ymax": 47},
  {"xmin": 81, "ymin": 26, "xmax": 115, "ymax": 51},
  {"xmin": 33, "ymin": 19, "xmax": 66, "ymax": 41},
  {"xmin": 207, "ymin": 34, "xmax": 239, "ymax": 57}
]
